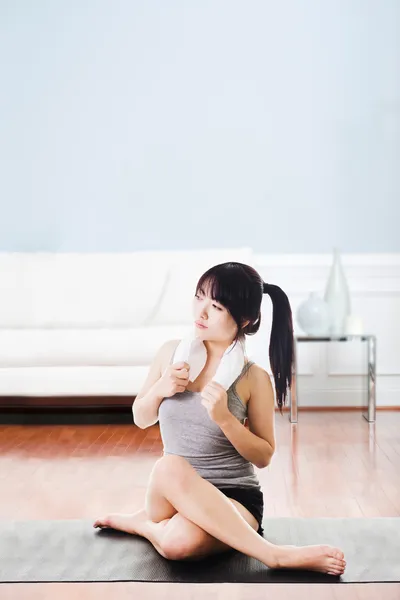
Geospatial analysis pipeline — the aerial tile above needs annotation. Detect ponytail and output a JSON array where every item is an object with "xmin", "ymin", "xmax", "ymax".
[{"xmin": 263, "ymin": 282, "xmax": 294, "ymax": 414}]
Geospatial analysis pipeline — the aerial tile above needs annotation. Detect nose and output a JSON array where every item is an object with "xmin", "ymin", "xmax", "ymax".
[{"xmin": 199, "ymin": 305, "xmax": 209, "ymax": 320}]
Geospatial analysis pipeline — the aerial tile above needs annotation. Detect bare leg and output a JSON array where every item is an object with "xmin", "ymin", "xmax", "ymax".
[
  {"xmin": 93, "ymin": 506, "xmax": 247, "ymax": 560},
  {"xmin": 94, "ymin": 509, "xmax": 176, "ymax": 557},
  {"xmin": 94, "ymin": 455, "xmax": 346, "ymax": 574}
]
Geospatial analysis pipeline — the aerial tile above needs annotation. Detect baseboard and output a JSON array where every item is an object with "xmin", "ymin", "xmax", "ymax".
[
  {"xmin": 0, "ymin": 406, "xmax": 133, "ymax": 425},
  {"xmin": 0, "ymin": 396, "xmax": 134, "ymax": 409}
]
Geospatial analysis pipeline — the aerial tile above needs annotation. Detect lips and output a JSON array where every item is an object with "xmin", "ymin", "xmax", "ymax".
[{"xmin": 195, "ymin": 321, "xmax": 208, "ymax": 329}]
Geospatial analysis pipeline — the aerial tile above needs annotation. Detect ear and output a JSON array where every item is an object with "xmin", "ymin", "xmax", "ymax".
[{"xmin": 241, "ymin": 319, "xmax": 250, "ymax": 330}]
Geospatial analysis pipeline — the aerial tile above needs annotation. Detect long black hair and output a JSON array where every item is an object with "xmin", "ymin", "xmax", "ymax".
[{"xmin": 196, "ymin": 262, "xmax": 294, "ymax": 414}]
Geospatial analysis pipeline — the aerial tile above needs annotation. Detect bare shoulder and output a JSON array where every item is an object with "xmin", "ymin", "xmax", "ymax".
[
  {"xmin": 245, "ymin": 362, "xmax": 274, "ymax": 401},
  {"xmin": 247, "ymin": 363, "xmax": 272, "ymax": 387},
  {"xmin": 235, "ymin": 361, "xmax": 271, "ymax": 406}
]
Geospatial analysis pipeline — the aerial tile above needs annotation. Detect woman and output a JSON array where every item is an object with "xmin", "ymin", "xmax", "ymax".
[{"xmin": 94, "ymin": 262, "xmax": 346, "ymax": 575}]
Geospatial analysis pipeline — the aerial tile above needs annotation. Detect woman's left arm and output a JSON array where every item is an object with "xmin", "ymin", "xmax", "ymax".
[{"xmin": 201, "ymin": 366, "xmax": 276, "ymax": 469}]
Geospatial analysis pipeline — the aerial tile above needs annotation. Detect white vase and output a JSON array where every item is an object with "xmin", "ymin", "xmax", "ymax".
[
  {"xmin": 297, "ymin": 292, "xmax": 331, "ymax": 336},
  {"xmin": 324, "ymin": 248, "xmax": 351, "ymax": 335}
]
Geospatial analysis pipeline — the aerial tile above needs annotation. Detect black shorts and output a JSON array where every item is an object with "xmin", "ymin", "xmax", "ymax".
[{"xmin": 218, "ymin": 486, "xmax": 264, "ymax": 536}]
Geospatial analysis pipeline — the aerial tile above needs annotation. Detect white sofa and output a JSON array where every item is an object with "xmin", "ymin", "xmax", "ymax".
[{"xmin": 0, "ymin": 248, "xmax": 254, "ymax": 401}]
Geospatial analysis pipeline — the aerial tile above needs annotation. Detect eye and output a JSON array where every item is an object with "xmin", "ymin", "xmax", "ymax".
[{"xmin": 213, "ymin": 304, "xmax": 223, "ymax": 311}]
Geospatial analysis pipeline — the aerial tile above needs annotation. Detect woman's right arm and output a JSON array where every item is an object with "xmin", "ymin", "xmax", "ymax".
[{"xmin": 132, "ymin": 339, "xmax": 188, "ymax": 429}]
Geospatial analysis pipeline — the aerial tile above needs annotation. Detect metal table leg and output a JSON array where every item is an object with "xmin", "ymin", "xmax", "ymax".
[
  {"xmin": 363, "ymin": 336, "xmax": 376, "ymax": 422},
  {"xmin": 289, "ymin": 340, "xmax": 298, "ymax": 423}
]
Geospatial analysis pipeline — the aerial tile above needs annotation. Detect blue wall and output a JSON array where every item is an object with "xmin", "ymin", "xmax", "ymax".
[{"xmin": 1, "ymin": 1, "xmax": 399, "ymax": 252}]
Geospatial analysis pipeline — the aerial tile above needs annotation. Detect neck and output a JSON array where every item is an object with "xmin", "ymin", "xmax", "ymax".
[{"xmin": 203, "ymin": 338, "xmax": 239, "ymax": 361}]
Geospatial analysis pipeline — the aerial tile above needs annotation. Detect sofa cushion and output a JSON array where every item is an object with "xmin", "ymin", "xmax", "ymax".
[
  {"xmin": 0, "ymin": 366, "xmax": 149, "ymax": 397},
  {"xmin": 0, "ymin": 325, "xmax": 193, "ymax": 368}
]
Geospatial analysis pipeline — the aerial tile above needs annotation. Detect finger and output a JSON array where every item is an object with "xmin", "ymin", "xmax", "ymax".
[
  {"xmin": 175, "ymin": 369, "xmax": 189, "ymax": 380},
  {"xmin": 205, "ymin": 381, "xmax": 224, "ymax": 394},
  {"xmin": 174, "ymin": 365, "xmax": 190, "ymax": 377},
  {"xmin": 173, "ymin": 362, "xmax": 190, "ymax": 370},
  {"xmin": 201, "ymin": 387, "xmax": 218, "ymax": 400},
  {"xmin": 209, "ymin": 380, "xmax": 224, "ymax": 390},
  {"xmin": 208, "ymin": 381, "xmax": 226, "ymax": 393},
  {"xmin": 201, "ymin": 391, "xmax": 215, "ymax": 404}
]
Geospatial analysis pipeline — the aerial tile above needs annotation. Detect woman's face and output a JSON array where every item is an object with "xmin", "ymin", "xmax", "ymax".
[{"xmin": 192, "ymin": 285, "xmax": 239, "ymax": 344}]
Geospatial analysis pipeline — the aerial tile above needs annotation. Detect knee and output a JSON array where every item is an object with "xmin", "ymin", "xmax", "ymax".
[
  {"xmin": 151, "ymin": 455, "xmax": 192, "ymax": 490},
  {"xmin": 160, "ymin": 528, "xmax": 205, "ymax": 561}
]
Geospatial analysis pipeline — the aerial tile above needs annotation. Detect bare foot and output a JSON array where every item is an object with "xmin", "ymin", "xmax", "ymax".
[
  {"xmin": 275, "ymin": 544, "xmax": 346, "ymax": 576},
  {"xmin": 93, "ymin": 509, "xmax": 147, "ymax": 535}
]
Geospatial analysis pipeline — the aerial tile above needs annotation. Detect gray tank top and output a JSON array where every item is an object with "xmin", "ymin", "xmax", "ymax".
[{"xmin": 158, "ymin": 360, "xmax": 261, "ymax": 490}]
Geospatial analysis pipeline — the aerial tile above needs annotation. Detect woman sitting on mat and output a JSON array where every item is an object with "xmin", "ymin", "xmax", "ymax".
[{"xmin": 94, "ymin": 262, "xmax": 346, "ymax": 575}]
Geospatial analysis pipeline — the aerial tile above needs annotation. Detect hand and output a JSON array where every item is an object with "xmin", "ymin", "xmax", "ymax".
[
  {"xmin": 201, "ymin": 381, "xmax": 231, "ymax": 426},
  {"xmin": 156, "ymin": 362, "xmax": 190, "ymax": 398}
]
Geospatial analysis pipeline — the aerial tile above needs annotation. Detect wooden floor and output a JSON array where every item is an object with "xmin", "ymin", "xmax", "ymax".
[{"xmin": 1, "ymin": 410, "xmax": 400, "ymax": 599}]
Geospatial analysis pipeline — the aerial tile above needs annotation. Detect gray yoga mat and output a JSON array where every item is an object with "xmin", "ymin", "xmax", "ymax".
[{"xmin": 1, "ymin": 517, "xmax": 399, "ymax": 584}]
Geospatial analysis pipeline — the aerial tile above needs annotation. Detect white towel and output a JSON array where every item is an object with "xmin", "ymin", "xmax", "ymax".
[{"xmin": 172, "ymin": 329, "xmax": 246, "ymax": 390}]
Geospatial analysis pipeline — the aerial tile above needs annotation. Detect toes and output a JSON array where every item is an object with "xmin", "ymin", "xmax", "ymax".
[
  {"xmin": 332, "ymin": 565, "xmax": 345, "ymax": 575},
  {"xmin": 93, "ymin": 517, "xmax": 109, "ymax": 529},
  {"xmin": 323, "ymin": 545, "xmax": 344, "ymax": 560},
  {"xmin": 332, "ymin": 559, "xmax": 345, "ymax": 569},
  {"xmin": 326, "ymin": 559, "xmax": 345, "ymax": 576}
]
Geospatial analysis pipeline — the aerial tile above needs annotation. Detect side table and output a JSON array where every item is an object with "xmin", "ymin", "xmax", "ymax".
[{"xmin": 288, "ymin": 335, "xmax": 377, "ymax": 423}]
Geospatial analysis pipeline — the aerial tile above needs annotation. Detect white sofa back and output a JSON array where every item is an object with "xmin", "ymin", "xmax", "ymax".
[{"xmin": 0, "ymin": 248, "xmax": 254, "ymax": 329}]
